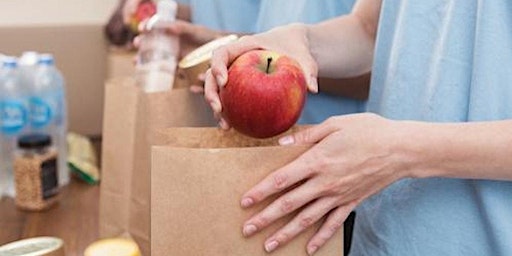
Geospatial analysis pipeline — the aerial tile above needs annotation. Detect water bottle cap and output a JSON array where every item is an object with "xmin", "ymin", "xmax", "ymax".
[
  {"xmin": 2, "ymin": 57, "xmax": 18, "ymax": 68},
  {"xmin": 156, "ymin": 0, "xmax": 177, "ymax": 21},
  {"xmin": 19, "ymin": 51, "xmax": 39, "ymax": 66},
  {"xmin": 18, "ymin": 133, "xmax": 52, "ymax": 149},
  {"xmin": 38, "ymin": 54, "xmax": 55, "ymax": 66}
]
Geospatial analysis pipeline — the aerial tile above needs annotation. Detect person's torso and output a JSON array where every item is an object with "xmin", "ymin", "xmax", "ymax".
[
  {"xmin": 352, "ymin": 1, "xmax": 512, "ymax": 255},
  {"xmin": 188, "ymin": 0, "xmax": 261, "ymax": 33}
]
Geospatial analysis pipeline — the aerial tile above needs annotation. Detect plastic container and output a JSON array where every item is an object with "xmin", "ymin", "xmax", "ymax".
[
  {"xmin": 13, "ymin": 133, "xmax": 60, "ymax": 211},
  {"xmin": 135, "ymin": 0, "xmax": 180, "ymax": 93},
  {"xmin": 0, "ymin": 236, "xmax": 64, "ymax": 256},
  {"xmin": 0, "ymin": 57, "xmax": 30, "ymax": 198},
  {"xmin": 30, "ymin": 54, "xmax": 69, "ymax": 187}
]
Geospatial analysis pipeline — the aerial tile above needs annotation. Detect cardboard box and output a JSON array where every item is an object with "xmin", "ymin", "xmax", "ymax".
[{"xmin": 0, "ymin": 0, "xmax": 118, "ymax": 136}]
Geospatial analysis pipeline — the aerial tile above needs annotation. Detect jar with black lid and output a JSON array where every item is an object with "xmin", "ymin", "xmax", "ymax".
[{"xmin": 14, "ymin": 134, "xmax": 60, "ymax": 211}]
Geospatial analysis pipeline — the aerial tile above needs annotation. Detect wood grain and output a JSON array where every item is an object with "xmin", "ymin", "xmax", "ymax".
[
  {"xmin": 0, "ymin": 180, "xmax": 100, "ymax": 255},
  {"xmin": 0, "ymin": 139, "xmax": 101, "ymax": 255}
]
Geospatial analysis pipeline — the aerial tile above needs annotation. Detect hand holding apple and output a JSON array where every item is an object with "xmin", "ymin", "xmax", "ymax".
[
  {"xmin": 128, "ymin": 1, "xmax": 156, "ymax": 33},
  {"xmin": 220, "ymin": 50, "xmax": 307, "ymax": 138},
  {"xmin": 204, "ymin": 24, "xmax": 319, "ymax": 130}
]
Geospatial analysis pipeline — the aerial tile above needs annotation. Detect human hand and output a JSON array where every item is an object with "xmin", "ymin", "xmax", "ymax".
[
  {"xmin": 240, "ymin": 114, "xmax": 410, "ymax": 255},
  {"xmin": 122, "ymin": 0, "xmax": 143, "ymax": 25},
  {"xmin": 135, "ymin": 19, "xmax": 222, "ymax": 58},
  {"xmin": 204, "ymin": 24, "xmax": 319, "ymax": 129}
]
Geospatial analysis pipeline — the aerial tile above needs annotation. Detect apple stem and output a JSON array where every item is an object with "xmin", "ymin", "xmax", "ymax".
[{"xmin": 266, "ymin": 57, "xmax": 272, "ymax": 74}]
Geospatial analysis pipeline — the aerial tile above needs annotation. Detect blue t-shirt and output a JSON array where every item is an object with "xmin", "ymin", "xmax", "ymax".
[
  {"xmin": 175, "ymin": 0, "xmax": 260, "ymax": 33},
  {"xmin": 257, "ymin": 0, "xmax": 364, "ymax": 124},
  {"xmin": 352, "ymin": 1, "xmax": 512, "ymax": 255}
]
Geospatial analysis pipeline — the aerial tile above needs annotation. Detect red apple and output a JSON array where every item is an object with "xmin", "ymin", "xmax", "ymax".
[
  {"xmin": 129, "ymin": 1, "xmax": 156, "ymax": 33},
  {"xmin": 220, "ymin": 50, "xmax": 307, "ymax": 138}
]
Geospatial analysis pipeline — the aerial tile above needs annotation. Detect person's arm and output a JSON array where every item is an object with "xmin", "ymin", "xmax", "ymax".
[
  {"xmin": 308, "ymin": 0, "xmax": 381, "ymax": 78},
  {"xmin": 239, "ymin": 114, "xmax": 512, "ymax": 255},
  {"xmin": 402, "ymin": 120, "xmax": 512, "ymax": 180}
]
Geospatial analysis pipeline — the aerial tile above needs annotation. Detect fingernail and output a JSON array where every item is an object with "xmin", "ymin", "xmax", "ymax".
[
  {"xmin": 241, "ymin": 197, "xmax": 253, "ymax": 208},
  {"xmin": 216, "ymin": 74, "xmax": 226, "ymax": 87},
  {"xmin": 278, "ymin": 135, "xmax": 295, "ymax": 146},
  {"xmin": 307, "ymin": 245, "xmax": 318, "ymax": 255},
  {"xmin": 265, "ymin": 240, "xmax": 279, "ymax": 253},
  {"xmin": 219, "ymin": 118, "xmax": 229, "ymax": 130},
  {"xmin": 212, "ymin": 100, "xmax": 221, "ymax": 113},
  {"xmin": 309, "ymin": 76, "xmax": 318, "ymax": 93},
  {"xmin": 243, "ymin": 224, "xmax": 257, "ymax": 236}
]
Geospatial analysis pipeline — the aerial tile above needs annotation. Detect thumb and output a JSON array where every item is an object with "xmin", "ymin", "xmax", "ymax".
[
  {"xmin": 278, "ymin": 121, "xmax": 338, "ymax": 146},
  {"xmin": 296, "ymin": 56, "xmax": 319, "ymax": 93}
]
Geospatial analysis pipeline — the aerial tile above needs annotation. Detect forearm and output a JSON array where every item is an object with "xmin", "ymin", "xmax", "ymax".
[
  {"xmin": 403, "ymin": 120, "xmax": 512, "ymax": 181},
  {"xmin": 306, "ymin": 0, "xmax": 381, "ymax": 78}
]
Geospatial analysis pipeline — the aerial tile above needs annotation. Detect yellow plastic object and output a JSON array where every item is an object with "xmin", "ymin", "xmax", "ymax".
[
  {"xmin": 0, "ymin": 237, "xmax": 64, "ymax": 256},
  {"xmin": 84, "ymin": 238, "xmax": 141, "ymax": 256},
  {"xmin": 67, "ymin": 133, "xmax": 100, "ymax": 185}
]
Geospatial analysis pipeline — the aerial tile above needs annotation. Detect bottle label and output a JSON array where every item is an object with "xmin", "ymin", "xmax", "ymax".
[
  {"xmin": 0, "ymin": 100, "xmax": 28, "ymax": 135},
  {"xmin": 41, "ymin": 157, "xmax": 59, "ymax": 200},
  {"xmin": 30, "ymin": 97, "xmax": 53, "ymax": 129}
]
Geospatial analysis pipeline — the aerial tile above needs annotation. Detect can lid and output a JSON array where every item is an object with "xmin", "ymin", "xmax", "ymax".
[
  {"xmin": 37, "ymin": 54, "xmax": 55, "ymax": 66},
  {"xmin": 19, "ymin": 51, "xmax": 40, "ymax": 66},
  {"xmin": 18, "ymin": 134, "xmax": 52, "ymax": 149},
  {"xmin": 84, "ymin": 238, "xmax": 141, "ymax": 256},
  {"xmin": 2, "ymin": 56, "xmax": 18, "ymax": 69},
  {"xmin": 0, "ymin": 237, "xmax": 64, "ymax": 256}
]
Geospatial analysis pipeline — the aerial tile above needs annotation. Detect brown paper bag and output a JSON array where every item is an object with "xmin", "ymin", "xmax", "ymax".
[
  {"xmin": 151, "ymin": 127, "xmax": 343, "ymax": 256},
  {"xmin": 100, "ymin": 77, "xmax": 216, "ymax": 255}
]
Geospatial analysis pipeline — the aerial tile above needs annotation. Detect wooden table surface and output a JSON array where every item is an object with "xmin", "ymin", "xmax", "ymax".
[
  {"xmin": 0, "ymin": 138, "xmax": 101, "ymax": 255},
  {"xmin": 0, "ymin": 180, "xmax": 100, "ymax": 255}
]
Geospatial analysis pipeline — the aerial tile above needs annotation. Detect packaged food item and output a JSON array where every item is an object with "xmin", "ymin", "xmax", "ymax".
[
  {"xmin": 67, "ymin": 133, "xmax": 100, "ymax": 185},
  {"xmin": 0, "ymin": 236, "xmax": 64, "ymax": 256},
  {"xmin": 84, "ymin": 238, "xmax": 141, "ymax": 256},
  {"xmin": 13, "ymin": 134, "xmax": 60, "ymax": 211}
]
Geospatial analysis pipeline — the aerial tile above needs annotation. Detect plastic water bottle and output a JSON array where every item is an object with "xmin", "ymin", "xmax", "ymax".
[
  {"xmin": 0, "ymin": 57, "xmax": 30, "ymax": 197},
  {"xmin": 30, "ymin": 54, "xmax": 69, "ymax": 187},
  {"xmin": 0, "ymin": 54, "xmax": 6, "ymax": 197},
  {"xmin": 18, "ymin": 51, "xmax": 40, "ymax": 90},
  {"xmin": 136, "ymin": 0, "xmax": 180, "ymax": 93}
]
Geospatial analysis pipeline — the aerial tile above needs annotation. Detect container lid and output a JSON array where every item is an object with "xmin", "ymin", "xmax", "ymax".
[
  {"xmin": 19, "ymin": 51, "xmax": 40, "ymax": 66},
  {"xmin": 18, "ymin": 134, "xmax": 52, "ymax": 149},
  {"xmin": 2, "ymin": 57, "xmax": 18, "ymax": 69},
  {"xmin": 37, "ymin": 54, "xmax": 55, "ymax": 66},
  {"xmin": 84, "ymin": 238, "xmax": 141, "ymax": 256},
  {"xmin": 0, "ymin": 237, "xmax": 64, "ymax": 256},
  {"xmin": 178, "ymin": 34, "xmax": 238, "ymax": 68}
]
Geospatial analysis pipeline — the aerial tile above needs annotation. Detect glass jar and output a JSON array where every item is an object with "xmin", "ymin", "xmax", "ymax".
[{"xmin": 14, "ymin": 133, "xmax": 60, "ymax": 211}]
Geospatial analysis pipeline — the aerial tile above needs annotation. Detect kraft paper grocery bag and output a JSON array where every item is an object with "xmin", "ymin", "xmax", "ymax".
[
  {"xmin": 151, "ymin": 127, "xmax": 343, "ymax": 256},
  {"xmin": 100, "ymin": 77, "xmax": 216, "ymax": 255}
]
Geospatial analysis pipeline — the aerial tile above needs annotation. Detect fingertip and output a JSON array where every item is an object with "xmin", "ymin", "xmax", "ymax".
[
  {"xmin": 309, "ymin": 76, "xmax": 319, "ymax": 93},
  {"xmin": 307, "ymin": 245, "xmax": 318, "ymax": 255},
  {"xmin": 215, "ymin": 73, "xmax": 227, "ymax": 88},
  {"xmin": 189, "ymin": 85, "xmax": 204, "ymax": 94},
  {"xmin": 219, "ymin": 118, "xmax": 230, "ymax": 130},
  {"xmin": 278, "ymin": 135, "xmax": 295, "ymax": 146}
]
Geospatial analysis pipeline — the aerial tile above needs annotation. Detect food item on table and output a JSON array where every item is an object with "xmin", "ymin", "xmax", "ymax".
[
  {"xmin": 84, "ymin": 238, "xmax": 141, "ymax": 256},
  {"xmin": 14, "ymin": 134, "xmax": 60, "ymax": 211},
  {"xmin": 67, "ymin": 133, "xmax": 100, "ymax": 185},
  {"xmin": 0, "ymin": 236, "xmax": 64, "ymax": 256},
  {"xmin": 220, "ymin": 50, "xmax": 307, "ymax": 138}
]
